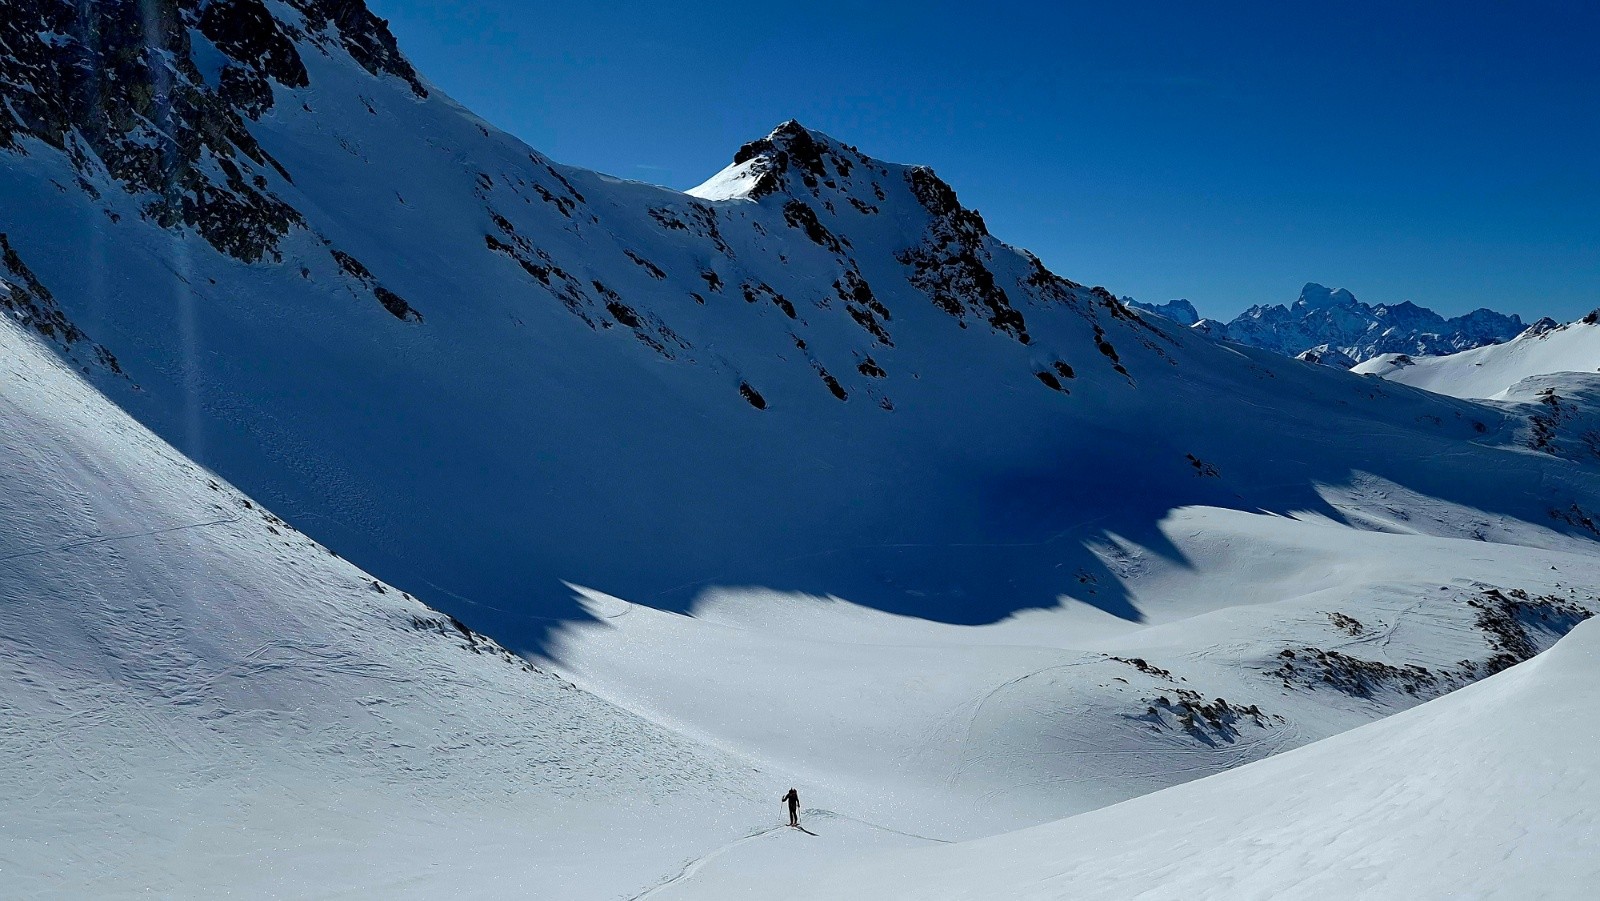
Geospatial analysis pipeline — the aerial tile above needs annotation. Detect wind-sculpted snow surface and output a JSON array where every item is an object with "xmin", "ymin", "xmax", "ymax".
[
  {"xmin": 0, "ymin": 317, "xmax": 765, "ymax": 898},
  {"xmin": 547, "ymin": 514, "xmax": 1600, "ymax": 846}
]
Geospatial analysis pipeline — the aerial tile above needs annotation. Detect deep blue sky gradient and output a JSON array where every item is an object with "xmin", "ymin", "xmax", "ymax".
[{"xmin": 369, "ymin": 0, "xmax": 1600, "ymax": 321}]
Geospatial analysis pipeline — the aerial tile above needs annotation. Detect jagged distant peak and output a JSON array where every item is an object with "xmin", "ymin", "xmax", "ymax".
[
  {"xmin": 706, "ymin": 119, "xmax": 985, "ymax": 224},
  {"xmin": 1520, "ymin": 317, "xmax": 1563, "ymax": 338},
  {"xmin": 737, "ymin": 119, "xmax": 841, "ymax": 168},
  {"xmin": 1124, "ymin": 298, "xmax": 1199, "ymax": 325},
  {"xmin": 1296, "ymin": 282, "xmax": 1359, "ymax": 309},
  {"xmin": 732, "ymin": 120, "xmax": 862, "ymax": 185},
  {"xmin": 1374, "ymin": 299, "xmax": 1430, "ymax": 315}
]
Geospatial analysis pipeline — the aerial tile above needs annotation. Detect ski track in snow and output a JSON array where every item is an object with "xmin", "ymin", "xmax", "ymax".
[
  {"xmin": 0, "ymin": 515, "xmax": 242, "ymax": 565},
  {"xmin": 624, "ymin": 824, "xmax": 793, "ymax": 901},
  {"xmin": 625, "ymin": 809, "xmax": 951, "ymax": 901}
]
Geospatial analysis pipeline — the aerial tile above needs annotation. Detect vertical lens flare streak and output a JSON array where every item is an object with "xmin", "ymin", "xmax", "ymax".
[{"xmin": 135, "ymin": 0, "xmax": 203, "ymax": 463}]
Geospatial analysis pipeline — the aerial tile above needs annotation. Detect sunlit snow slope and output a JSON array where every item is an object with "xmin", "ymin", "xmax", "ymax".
[
  {"xmin": 787, "ymin": 616, "xmax": 1600, "ymax": 901},
  {"xmin": 547, "ymin": 515, "xmax": 1600, "ymax": 845},
  {"xmin": 1355, "ymin": 314, "xmax": 1600, "ymax": 399}
]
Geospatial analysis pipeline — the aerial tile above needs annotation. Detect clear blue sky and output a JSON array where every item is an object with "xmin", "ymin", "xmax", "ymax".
[{"xmin": 369, "ymin": 0, "xmax": 1599, "ymax": 321}]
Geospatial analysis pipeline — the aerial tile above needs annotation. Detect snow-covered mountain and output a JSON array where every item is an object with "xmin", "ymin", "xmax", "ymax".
[
  {"xmin": 4, "ymin": 1, "xmax": 1600, "ymax": 897},
  {"xmin": 1, "ymin": 1, "xmax": 1588, "ymax": 646},
  {"xmin": 1355, "ymin": 311, "xmax": 1600, "ymax": 399},
  {"xmin": 3, "ymin": 0, "xmax": 1189, "ymax": 650},
  {"xmin": 1122, "ymin": 297, "xmax": 1199, "ymax": 324},
  {"xmin": 1144, "ymin": 282, "xmax": 1526, "ymax": 362}
]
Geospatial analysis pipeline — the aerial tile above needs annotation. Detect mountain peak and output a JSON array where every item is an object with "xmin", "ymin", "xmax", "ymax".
[
  {"xmin": 1124, "ymin": 298, "xmax": 1200, "ymax": 325},
  {"xmin": 690, "ymin": 120, "xmax": 876, "ymax": 201},
  {"xmin": 1296, "ymin": 283, "xmax": 1359, "ymax": 309},
  {"xmin": 1521, "ymin": 317, "xmax": 1562, "ymax": 338},
  {"xmin": 732, "ymin": 120, "xmax": 832, "ymax": 192},
  {"xmin": 762, "ymin": 118, "xmax": 819, "ymax": 143}
]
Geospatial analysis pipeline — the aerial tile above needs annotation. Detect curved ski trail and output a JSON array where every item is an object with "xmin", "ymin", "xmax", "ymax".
[{"xmin": 624, "ymin": 824, "xmax": 789, "ymax": 901}]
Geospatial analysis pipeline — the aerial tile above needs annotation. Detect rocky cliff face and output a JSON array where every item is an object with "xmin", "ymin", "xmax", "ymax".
[
  {"xmin": 0, "ymin": 0, "xmax": 422, "ymax": 314},
  {"xmin": 0, "ymin": 233, "xmax": 122, "ymax": 373}
]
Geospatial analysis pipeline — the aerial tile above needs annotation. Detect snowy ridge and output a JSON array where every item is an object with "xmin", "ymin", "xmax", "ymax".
[
  {"xmin": 1295, "ymin": 344, "xmax": 1359, "ymax": 369},
  {"xmin": 1354, "ymin": 310, "xmax": 1600, "ymax": 399}
]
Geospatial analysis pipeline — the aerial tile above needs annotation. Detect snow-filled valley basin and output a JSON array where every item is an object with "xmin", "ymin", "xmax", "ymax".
[{"xmin": 3, "ymin": 1, "xmax": 1600, "ymax": 896}]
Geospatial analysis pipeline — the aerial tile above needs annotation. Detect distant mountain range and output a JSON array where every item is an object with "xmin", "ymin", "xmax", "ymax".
[{"xmin": 1126, "ymin": 283, "xmax": 1528, "ymax": 365}]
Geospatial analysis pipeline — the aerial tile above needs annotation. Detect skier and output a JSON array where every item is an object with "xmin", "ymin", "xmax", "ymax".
[{"xmin": 781, "ymin": 787, "xmax": 800, "ymax": 827}]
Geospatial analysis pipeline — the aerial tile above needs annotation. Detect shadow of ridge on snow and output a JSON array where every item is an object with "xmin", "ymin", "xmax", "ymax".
[
  {"xmin": 350, "ymin": 434, "xmax": 1599, "ymax": 662},
  {"xmin": 99, "ymin": 336, "xmax": 1600, "ymax": 662}
]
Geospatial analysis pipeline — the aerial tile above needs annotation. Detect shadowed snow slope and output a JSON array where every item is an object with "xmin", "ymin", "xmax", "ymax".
[
  {"xmin": 0, "ymin": 318, "xmax": 765, "ymax": 898},
  {"xmin": 787, "ymin": 616, "xmax": 1600, "ymax": 901}
]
